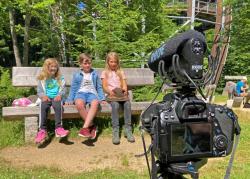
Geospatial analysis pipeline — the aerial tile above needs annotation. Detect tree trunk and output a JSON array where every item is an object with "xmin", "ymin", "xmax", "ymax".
[
  {"xmin": 23, "ymin": 12, "xmax": 31, "ymax": 66},
  {"xmin": 51, "ymin": 3, "xmax": 66, "ymax": 64},
  {"xmin": 9, "ymin": 8, "xmax": 22, "ymax": 67}
]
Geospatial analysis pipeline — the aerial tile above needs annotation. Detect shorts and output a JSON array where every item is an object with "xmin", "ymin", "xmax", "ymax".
[{"xmin": 74, "ymin": 92, "xmax": 98, "ymax": 104}]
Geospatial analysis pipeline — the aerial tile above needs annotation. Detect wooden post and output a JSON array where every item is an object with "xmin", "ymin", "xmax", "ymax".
[{"xmin": 211, "ymin": 0, "xmax": 222, "ymax": 60}]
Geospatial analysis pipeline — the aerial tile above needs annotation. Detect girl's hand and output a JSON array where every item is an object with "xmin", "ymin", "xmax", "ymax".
[
  {"xmin": 122, "ymin": 89, "xmax": 128, "ymax": 96},
  {"xmin": 54, "ymin": 95, "xmax": 61, "ymax": 102},
  {"xmin": 42, "ymin": 96, "xmax": 50, "ymax": 102},
  {"xmin": 109, "ymin": 90, "xmax": 115, "ymax": 96}
]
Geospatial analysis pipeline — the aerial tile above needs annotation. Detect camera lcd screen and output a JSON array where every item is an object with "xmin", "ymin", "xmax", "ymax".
[{"xmin": 171, "ymin": 123, "xmax": 212, "ymax": 156}]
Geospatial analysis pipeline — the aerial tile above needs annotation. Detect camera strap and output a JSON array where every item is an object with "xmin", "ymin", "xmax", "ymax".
[
  {"xmin": 135, "ymin": 126, "xmax": 152, "ymax": 178},
  {"xmin": 136, "ymin": 126, "xmax": 159, "ymax": 179},
  {"xmin": 224, "ymin": 134, "xmax": 240, "ymax": 179}
]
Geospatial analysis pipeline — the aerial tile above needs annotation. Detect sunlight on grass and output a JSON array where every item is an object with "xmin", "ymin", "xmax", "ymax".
[
  {"xmin": 0, "ymin": 158, "xmax": 148, "ymax": 179},
  {"xmin": 213, "ymin": 94, "xmax": 228, "ymax": 104}
]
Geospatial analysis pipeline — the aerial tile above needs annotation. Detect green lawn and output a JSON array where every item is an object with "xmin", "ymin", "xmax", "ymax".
[{"xmin": 213, "ymin": 94, "xmax": 228, "ymax": 104}]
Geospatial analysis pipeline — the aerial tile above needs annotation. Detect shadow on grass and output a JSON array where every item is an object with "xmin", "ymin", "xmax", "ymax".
[
  {"xmin": 37, "ymin": 136, "xmax": 52, "ymax": 149},
  {"xmin": 59, "ymin": 136, "xmax": 74, "ymax": 145}
]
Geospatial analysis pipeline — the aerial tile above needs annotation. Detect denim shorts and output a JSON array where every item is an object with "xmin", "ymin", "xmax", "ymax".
[{"xmin": 74, "ymin": 92, "xmax": 98, "ymax": 104}]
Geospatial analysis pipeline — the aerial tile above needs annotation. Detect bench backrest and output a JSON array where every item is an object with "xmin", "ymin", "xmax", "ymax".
[{"xmin": 12, "ymin": 67, "xmax": 154, "ymax": 87}]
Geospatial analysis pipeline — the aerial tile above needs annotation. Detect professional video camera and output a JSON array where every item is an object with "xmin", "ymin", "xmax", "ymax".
[{"xmin": 140, "ymin": 30, "xmax": 241, "ymax": 179}]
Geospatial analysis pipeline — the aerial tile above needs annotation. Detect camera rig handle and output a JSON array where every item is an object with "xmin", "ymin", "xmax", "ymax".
[{"xmin": 168, "ymin": 162, "xmax": 199, "ymax": 179}]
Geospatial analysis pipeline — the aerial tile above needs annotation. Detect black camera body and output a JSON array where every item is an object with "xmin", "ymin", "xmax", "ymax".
[
  {"xmin": 142, "ymin": 30, "xmax": 241, "ymax": 178},
  {"xmin": 141, "ymin": 93, "xmax": 240, "ymax": 163}
]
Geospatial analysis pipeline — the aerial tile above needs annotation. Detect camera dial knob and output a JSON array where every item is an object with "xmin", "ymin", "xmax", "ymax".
[{"xmin": 214, "ymin": 135, "xmax": 228, "ymax": 151}]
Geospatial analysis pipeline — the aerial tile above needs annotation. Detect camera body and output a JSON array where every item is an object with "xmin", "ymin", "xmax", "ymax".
[
  {"xmin": 141, "ymin": 93, "xmax": 239, "ymax": 163},
  {"xmin": 142, "ymin": 30, "xmax": 240, "ymax": 177}
]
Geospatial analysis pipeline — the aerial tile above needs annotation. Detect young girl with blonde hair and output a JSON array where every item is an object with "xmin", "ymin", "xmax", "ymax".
[
  {"xmin": 101, "ymin": 52, "xmax": 135, "ymax": 145},
  {"xmin": 35, "ymin": 58, "xmax": 69, "ymax": 144}
]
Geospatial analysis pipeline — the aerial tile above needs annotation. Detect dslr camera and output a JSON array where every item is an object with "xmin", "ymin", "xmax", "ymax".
[{"xmin": 140, "ymin": 30, "xmax": 241, "ymax": 179}]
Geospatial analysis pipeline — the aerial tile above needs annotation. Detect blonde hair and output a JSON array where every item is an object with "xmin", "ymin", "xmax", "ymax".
[
  {"xmin": 37, "ymin": 58, "xmax": 62, "ymax": 85},
  {"xmin": 105, "ymin": 52, "xmax": 123, "ymax": 87},
  {"xmin": 78, "ymin": 53, "xmax": 92, "ymax": 64}
]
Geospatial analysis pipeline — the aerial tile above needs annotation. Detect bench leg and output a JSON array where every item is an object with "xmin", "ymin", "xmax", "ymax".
[{"xmin": 25, "ymin": 116, "xmax": 38, "ymax": 143}]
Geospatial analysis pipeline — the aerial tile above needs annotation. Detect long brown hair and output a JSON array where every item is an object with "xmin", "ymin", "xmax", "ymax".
[
  {"xmin": 37, "ymin": 58, "xmax": 62, "ymax": 85},
  {"xmin": 105, "ymin": 52, "xmax": 123, "ymax": 87}
]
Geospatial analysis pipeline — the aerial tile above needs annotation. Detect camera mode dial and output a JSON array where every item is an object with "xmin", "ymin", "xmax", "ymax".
[{"xmin": 214, "ymin": 134, "xmax": 228, "ymax": 151}]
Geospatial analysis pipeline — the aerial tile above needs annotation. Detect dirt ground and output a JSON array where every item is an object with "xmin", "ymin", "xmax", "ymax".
[{"xmin": 0, "ymin": 135, "xmax": 151, "ymax": 174}]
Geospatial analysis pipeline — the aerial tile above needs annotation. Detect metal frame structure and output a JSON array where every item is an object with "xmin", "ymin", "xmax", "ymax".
[{"xmin": 167, "ymin": 0, "xmax": 232, "ymax": 102}]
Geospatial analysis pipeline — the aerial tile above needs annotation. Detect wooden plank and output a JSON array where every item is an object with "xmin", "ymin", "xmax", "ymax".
[
  {"xmin": 12, "ymin": 67, "xmax": 154, "ymax": 87},
  {"xmin": 232, "ymin": 97, "xmax": 244, "ymax": 108},
  {"xmin": 2, "ymin": 102, "xmax": 152, "ymax": 119},
  {"xmin": 224, "ymin": 76, "xmax": 247, "ymax": 80}
]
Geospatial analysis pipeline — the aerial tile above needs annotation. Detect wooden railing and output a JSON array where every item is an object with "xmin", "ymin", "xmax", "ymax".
[{"xmin": 167, "ymin": 0, "xmax": 217, "ymax": 15}]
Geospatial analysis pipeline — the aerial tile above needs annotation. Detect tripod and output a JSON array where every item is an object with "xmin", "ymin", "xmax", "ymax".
[{"xmin": 151, "ymin": 158, "xmax": 207, "ymax": 179}]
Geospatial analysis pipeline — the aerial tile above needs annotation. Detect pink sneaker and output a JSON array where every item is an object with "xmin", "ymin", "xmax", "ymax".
[
  {"xmin": 78, "ymin": 128, "xmax": 91, "ymax": 138},
  {"xmin": 55, "ymin": 127, "xmax": 69, "ymax": 138},
  {"xmin": 35, "ymin": 129, "xmax": 47, "ymax": 143},
  {"xmin": 89, "ymin": 125, "xmax": 97, "ymax": 139}
]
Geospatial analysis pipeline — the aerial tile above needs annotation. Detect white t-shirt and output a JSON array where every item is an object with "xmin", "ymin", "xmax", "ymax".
[{"xmin": 78, "ymin": 72, "xmax": 97, "ymax": 95}]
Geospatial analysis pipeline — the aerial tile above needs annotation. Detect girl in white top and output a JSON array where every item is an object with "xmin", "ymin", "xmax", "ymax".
[{"xmin": 101, "ymin": 52, "xmax": 135, "ymax": 145}]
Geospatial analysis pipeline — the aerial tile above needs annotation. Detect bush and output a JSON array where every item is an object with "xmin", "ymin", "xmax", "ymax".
[
  {"xmin": 133, "ymin": 76, "xmax": 164, "ymax": 102},
  {"xmin": 0, "ymin": 67, "xmax": 33, "ymax": 116}
]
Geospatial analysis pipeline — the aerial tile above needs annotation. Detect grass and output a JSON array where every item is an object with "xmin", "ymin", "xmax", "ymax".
[
  {"xmin": 213, "ymin": 94, "xmax": 228, "ymax": 104},
  {"xmin": 0, "ymin": 159, "xmax": 148, "ymax": 179},
  {"xmin": 0, "ymin": 98, "xmax": 250, "ymax": 178},
  {"xmin": 0, "ymin": 120, "xmax": 24, "ymax": 148}
]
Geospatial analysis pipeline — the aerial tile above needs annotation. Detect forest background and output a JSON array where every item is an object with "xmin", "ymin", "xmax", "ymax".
[
  {"xmin": 0, "ymin": 1, "xmax": 249, "ymax": 178},
  {"xmin": 0, "ymin": 0, "xmax": 249, "ymax": 111}
]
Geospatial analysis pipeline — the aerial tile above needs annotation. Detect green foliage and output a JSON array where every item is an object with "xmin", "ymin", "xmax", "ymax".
[
  {"xmin": 224, "ymin": 1, "xmax": 250, "ymax": 76},
  {"xmin": 0, "ymin": 120, "xmax": 24, "ymax": 148},
  {"xmin": 0, "ymin": 0, "xmax": 178, "ymax": 66},
  {"xmin": 133, "ymin": 76, "xmax": 164, "ymax": 102},
  {"xmin": 0, "ymin": 67, "xmax": 32, "ymax": 114}
]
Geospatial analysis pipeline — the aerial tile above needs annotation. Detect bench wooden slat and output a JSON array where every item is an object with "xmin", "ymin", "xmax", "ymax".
[
  {"xmin": 224, "ymin": 75, "xmax": 247, "ymax": 80},
  {"xmin": 2, "ymin": 102, "xmax": 152, "ymax": 119},
  {"xmin": 12, "ymin": 67, "xmax": 154, "ymax": 87}
]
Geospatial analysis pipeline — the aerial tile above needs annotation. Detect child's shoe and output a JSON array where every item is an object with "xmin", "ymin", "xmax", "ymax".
[
  {"xmin": 79, "ymin": 127, "xmax": 91, "ymax": 138},
  {"xmin": 124, "ymin": 126, "xmax": 135, "ymax": 143},
  {"xmin": 89, "ymin": 125, "xmax": 97, "ymax": 139},
  {"xmin": 55, "ymin": 127, "xmax": 69, "ymax": 138},
  {"xmin": 35, "ymin": 129, "xmax": 47, "ymax": 144},
  {"xmin": 112, "ymin": 127, "xmax": 120, "ymax": 145}
]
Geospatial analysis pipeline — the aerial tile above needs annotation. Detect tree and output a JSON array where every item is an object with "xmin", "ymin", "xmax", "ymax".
[
  {"xmin": 224, "ymin": 1, "xmax": 250, "ymax": 75},
  {"xmin": 9, "ymin": 7, "xmax": 22, "ymax": 67},
  {"xmin": 0, "ymin": 0, "xmax": 179, "ymax": 67}
]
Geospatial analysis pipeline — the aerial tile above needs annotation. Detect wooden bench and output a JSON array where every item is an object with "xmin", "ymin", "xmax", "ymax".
[
  {"xmin": 2, "ymin": 67, "xmax": 155, "ymax": 142},
  {"xmin": 223, "ymin": 76, "xmax": 247, "ymax": 108}
]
